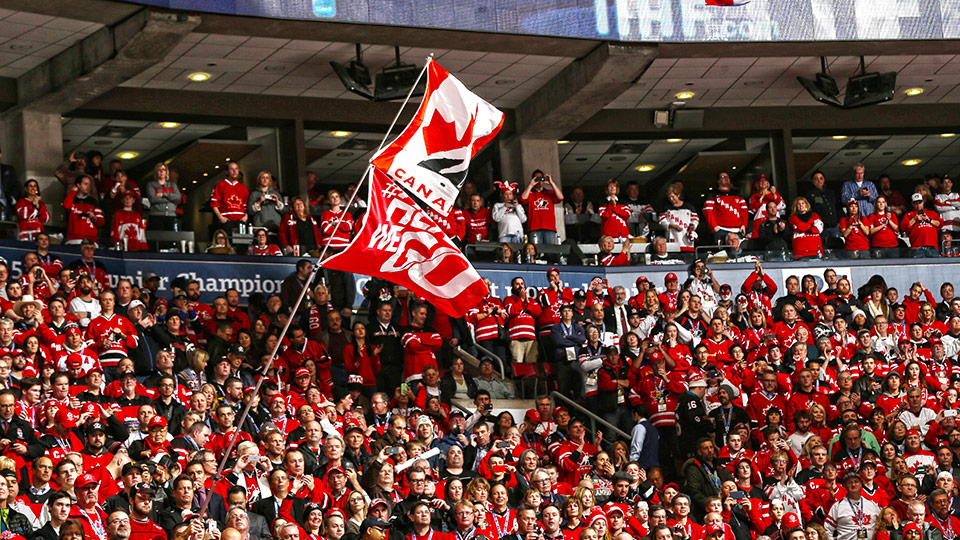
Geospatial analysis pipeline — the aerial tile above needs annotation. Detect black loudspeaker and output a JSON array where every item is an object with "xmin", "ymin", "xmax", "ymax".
[{"xmin": 843, "ymin": 71, "xmax": 897, "ymax": 108}]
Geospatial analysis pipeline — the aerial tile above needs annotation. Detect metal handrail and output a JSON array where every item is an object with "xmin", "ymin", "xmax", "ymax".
[{"xmin": 550, "ymin": 391, "xmax": 631, "ymax": 442}]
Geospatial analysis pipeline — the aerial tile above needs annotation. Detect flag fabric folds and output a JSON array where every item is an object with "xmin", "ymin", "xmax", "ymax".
[
  {"xmin": 370, "ymin": 60, "xmax": 504, "ymax": 217},
  {"xmin": 322, "ymin": 168, "xmax": 489, "ymax": 318}
]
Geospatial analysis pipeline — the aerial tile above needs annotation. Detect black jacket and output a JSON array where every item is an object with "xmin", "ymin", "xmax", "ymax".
[
  {"xmin": 439, "ymin": 371, "xmax": 477, "ymax": 405},
  {"xmin": 0, "ymin": 416, "xmax": 44, "ymax": 460},
  {"xmin": 806, "ymin": 185, "xmax": 839, "ymax": 228}
]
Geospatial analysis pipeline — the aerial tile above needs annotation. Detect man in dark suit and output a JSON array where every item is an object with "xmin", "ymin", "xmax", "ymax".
[
  {"xmin": 250, "ymin": 468, "xmax": 289, "ymax": 526},
  {"xmin": 0, "ymin": 390, "xmax": 43, "ymax": 461},
  {"xmin": 551, "ymin": 304, "xmax": 586, "ymax": 401},
  {"xmin": 604, "ymin": 286, "xmax": 638, "ymax": 339},
  {"xmin": 157, "ymin": 474, "xmax": 195, "ymax": 531}
]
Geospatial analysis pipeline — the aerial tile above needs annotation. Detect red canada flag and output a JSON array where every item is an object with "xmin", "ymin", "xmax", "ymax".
[
  {"xmin": 370, "ymin": 60, "xmax": 504, "ymax": 216},
  {"xmin": 322, "ymin": 168, "xmax": 488, "ymax": 318}
]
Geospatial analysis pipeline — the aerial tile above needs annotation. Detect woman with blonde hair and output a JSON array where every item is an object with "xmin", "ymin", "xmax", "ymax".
[
  {"xmin": 573, "ymin": 486, "xmax": 602, "ymax": 524},
  {"xmin": 206, "ymin": 228, "xmax": 234, "ymax": 255},
  {"xmin": 343, "ymin": 490, "xmax": 367, "ymax": 536},
  {"xmin": 873, "ymin": 506, "xmax": 900, "ymax": 540},
  {"xmin": 247, "ymin": 170, "xmax": 284, "ymax": 230},
  {"xmin": 788, "ymin": 196, "xmax": 824, "ymax": 260},
  {"xmin": 464, "ymin": 477, "xmax": 491, "ymax": 509},
  {"xmin": 178, "ymin": 349, "xmax": 209, "ymax": 392}
]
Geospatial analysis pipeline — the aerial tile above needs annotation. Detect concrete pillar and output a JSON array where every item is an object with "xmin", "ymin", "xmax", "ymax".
[
  {"xmin": 277, "ymin": 119, "xmax": 307, "ymax": 199},
  {"xmin": 499, "ymin": 136, "xmax": 565, "ymax": 239},
  {"xmin": 771, "ymin": 128, "xmax": 798, "ymax": 203},
  {"xmin": 2, "ymin": 110, "xmax": 64, "ymax": 222}
]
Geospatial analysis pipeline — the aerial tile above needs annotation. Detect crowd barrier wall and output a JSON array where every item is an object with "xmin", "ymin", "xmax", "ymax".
[{"xmin": 0, "ymin": 241, "xmax": 952, "ymax": 304}]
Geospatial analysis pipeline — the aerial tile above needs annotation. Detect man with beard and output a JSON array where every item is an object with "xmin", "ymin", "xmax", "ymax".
[
  {"xmin": 278, "ymin": 326, "xmax": 331, "ymax": 394},
  {"xmin": 66, "ymin": 240, "xmax": 108, "ymax": 292},
  {"xmin": 68, "ymin": 274, "xmax": 100, "ymax": 329},
  {"xmin": 128, "ymin": 483, "xmax": 164, "ymax": 540}
]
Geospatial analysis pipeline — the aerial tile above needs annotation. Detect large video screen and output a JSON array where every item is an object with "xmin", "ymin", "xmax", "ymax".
[{"xmin": 130, "ymin": 0, "xmax": 960, "ymax": 42}]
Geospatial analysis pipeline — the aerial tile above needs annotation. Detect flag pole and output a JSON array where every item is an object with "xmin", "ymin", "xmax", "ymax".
[{"xmin": 195, "ymin": 55, "xmax": 435, "ymax": 521}]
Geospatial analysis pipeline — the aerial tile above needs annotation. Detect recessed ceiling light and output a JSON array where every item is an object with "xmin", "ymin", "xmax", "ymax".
[
  {"xmin": 192, "ymin": 180, "xmax": 198, "ymax": 184},
  {"xmin": 942, "ymin": 133, "xmax": 956, "ymax": 138},
  {"xmin": 159, "ymin": 122, "xmax": 179, "ymax": 128},
  {"xmin": 675, "ymin": 91, "xmax": 695, "ymax": 100},
  {"xmin": 225, "ymin": 158, "xmax": 231, "ymax": 162},
  {"xmin": 905, "ymin": 88, "xmax": 924, "ymax": 96},
  {"xmin": 187, "ymin": 72, "xmax": 211, "ymax": 82},
  {"xmin": 666, "ymin": 138, "xmax": 682, "ymax": 143},
  {"xmin": 118, "ymin": 152, "xmax": 138, "ymax": 160},
  {"xmin": 902, "ymin": 159, "xmax": 922, "ymax": 166},
  {"xmin": 214, "ymin": 165, "xmax": 219, "ymax": 169},
  {"xmin": 331, "ymin": 131, "xmax": 351, "ymax": 137},
  {"xmin": 494, "ymin": 79, "xmax": 515, "ymax": 86},
  {"xmin": 557, "ymin": 140, "xmax": 570, "ymax": 145},
  {"xmin": 203, "ymin": 173, "xmax": 208, "ymax": 177},
  {"xmin": 636, "ymin": 165, "xmax": 655, "ymax": 172},
  {"xmin": 731, "ymin": 166, "xmax": 737, "ymax": 170},
  {"xmin": 832, "ymin": 135, "xmax": 848, "ymax": 140}
]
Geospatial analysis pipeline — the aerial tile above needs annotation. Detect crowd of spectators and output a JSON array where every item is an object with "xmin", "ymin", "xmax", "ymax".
[{"xmin": 3, "ymin": 147, "xmax": 960, "ymax": 540}]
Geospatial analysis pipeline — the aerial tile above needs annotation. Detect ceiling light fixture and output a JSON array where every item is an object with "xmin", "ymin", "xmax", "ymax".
[
  {"xmin": 666, "ymin": 138, "xmax": 682, "ymax": 143},
  {"xmin": 557, "ymin": 140, "xmax": 569, "ymax": 145},
  {"xmin": 902, "ymin": 159, "xmax": 922, "ymax": 166},
  {"xmin": 118, "ymin": 152, "xmax": 138, "ymax": 160},
  {"xmin": 941, "ymin": 133, "xmax": 956, "ymax": 138},
  {"xmin": 159, "ymin": 122, "xmax": 179, "ymax": 128},
  {"xmin": 674, "ymin": 91, "xmax": 695, "ymax": 100},
  {"xmin": 832, "ymin": 135, "xmax": 848, "ymax": 140},
  {"xmin": 331, "ymin": 131, "xmax": 352, "ymax": 137},
  {"xmin": 905, "ymin": 87, "xmax": 924, "ymax": 96},
  {"xmin": 636, "ymin": 165, "xmax": 655, "ymax": 172},
  {"xmin": 187, "ymin": 72, "xmax": 211, "ymax": 82}
]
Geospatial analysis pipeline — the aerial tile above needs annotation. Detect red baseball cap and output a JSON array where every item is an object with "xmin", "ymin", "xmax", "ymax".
[
  {"xmin": 524, "ymin": 409, "xmax": 540, "ymax": 423},
  {"xmin": 552, "ymin": 406, "xmax": 568, "ymax": 418},
  {"xmin": 148, "ymin": 416, "xmax": 168, "ymax": 430},
  {"xmin": 65, "ymin": 326, "xmax": 82, "ymax": 336},
  {"xmin": 81, "ymin": 402, "xmax": 99, "ymax": 416},
  {"xmin": 665, "ymin": 273, "xmax": 678, "ymax": 282},
  {"xmin": 603, "ymin": 503, "xmax": 626, "ymax": 517},
  {"xmin": 75, "ymin": 473, "xmax": 99, "ymax": 489},
  {"xmin": 904, "ymin": 523, "xmax": 922, "ymax": 536},
  {"xmin": 294, "ymin": 367, "xmax": 311, "ymax": 378},
  {"xmin": 705, "ymin": 523, "xmax": 724, "ymax": 536},
  {"xmin": 782, "ymin": 513, "xmax": 801, "ymax": 529},
  {"xmin": 55, "ymin": 408, "xmax": 78, "ymax": 428},
  {"xmin": 648, "ymin": 350, "xmax": 664, "ymax": 362}
]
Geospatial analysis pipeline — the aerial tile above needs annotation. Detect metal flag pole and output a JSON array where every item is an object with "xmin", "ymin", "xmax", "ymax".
[{"xmin": 196, "ymin": 54, "xmax": 434, "ymax": 520}]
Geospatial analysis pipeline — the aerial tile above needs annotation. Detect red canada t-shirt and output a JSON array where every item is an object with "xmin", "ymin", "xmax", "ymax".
[{"xmin": 521, "ymin": 190, "xmax": 559, "ymax": 232}]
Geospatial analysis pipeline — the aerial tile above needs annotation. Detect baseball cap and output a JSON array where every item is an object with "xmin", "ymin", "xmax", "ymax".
[
  {"xmin": 347, "ymin": 374, "xmax": 364, "ymax": 388},
  {"xmin": 782, "ymin": 513, "xmax": 801, "ymax": 529},
  {"xmin": 75, "ymin": 473, "xmax": 99, "ymax": 489},
  {"xmin": 128, "ymin": 299, "xmax": 145, "ymax": 310},
  {"xmin": 688, "ymin": 373, "xmax": 707, "ymax": 388},
  {"xmin": 326, "ymin": 466, "xmax": 346, "ymax": 477},
  {"xmin": 553, "ymin": 406, "xmax": 569, "ymax": 418},
  {"xmin": 144, "ymin": 273, "xmax": 160, "ymax": 282},
  {"xmin": 344, "ymin": 420, "xmax": 363, "ymax": 434},
  {"xmin": 148, "ymin": 416, "xmax": 168, "ymax": 430},
  {"xmin": 131, "ymin": 483, "xmax": 156, "ymax": 498},
  {"xmin": 912, "ymin": 192, "xmax": 924, "ymax": 202},
  {"xmin": 604, "ymin": 503, "xmax": 625, "ymax": 517},
  {"xmin": 524, "ymin": 409, "xmax": 540, "ymax": 423},
  {"xmin": 705, "ymin": 523, "xmax": 724, "ymax": 537},
  {"xmin": 904, "ymin": 523, "xmax": 922, "ymax": 536},
  {"xmin": 86, "ymin": 422, "xmax": 106, "ymax": 436},
  {"xmin": 55, "ymin": 408, "xmax": 78, "ymax": 428},
  {"xmin": 573, "ymin": 290, "xmax": 586, "ymax": 301},
  {"xmin": 118, "ymin": 369, "xmax": 136, "ymax": 379},
  {"xmin": 65, "ymin": 324, "xmax": 82, "ymax": 336},
  {"xmin": 369, "ymin": 498, "xmax": 389, "ymax": 510},
  {"xmin": 360, "ymin": 517, "xmax": 391, "ymax": 535},
  {"xmin": 229, "ymin": 344, "xmax": 246, "ymax": 355},
  {"xmin": 648, "ymin": 350, "xmax": 664, "ymax": 362},
  {"xmin": 294, "ymin": 367, "xmax": 311, "ymax": 378},
  {"xmin": 478, "ymin": 356, "xmax": 494, "ymax": 366},
  {"xmin": 665, "ymin": 272, "xmax": 678, "ymax": 282}
]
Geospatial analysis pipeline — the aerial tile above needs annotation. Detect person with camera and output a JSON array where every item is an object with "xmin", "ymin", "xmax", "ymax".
[
  {"xmin": 497, "ymin": 505, "xmax": 543, "ymax": 540},
  {"xmin": 904, "ymin": 192, "xmax": 943, "ymax": 258},
  {"xmin": 520, "ymin": 169, "xmax": 562, "ymax": 246}
]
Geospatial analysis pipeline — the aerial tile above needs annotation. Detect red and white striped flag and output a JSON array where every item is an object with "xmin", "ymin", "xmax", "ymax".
[
  {"xmin": 370, "ymin": 60, "xmax": 504, "ymax": 216},
  {"xmin": 322, "ymin": 168, "xmax": 488, "ymax": 317}
]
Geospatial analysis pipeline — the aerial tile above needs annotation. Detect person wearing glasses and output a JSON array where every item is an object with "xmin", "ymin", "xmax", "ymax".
[{"xmin": 0, "ymin": 390, "xmax": 43, "ymax": 461}]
